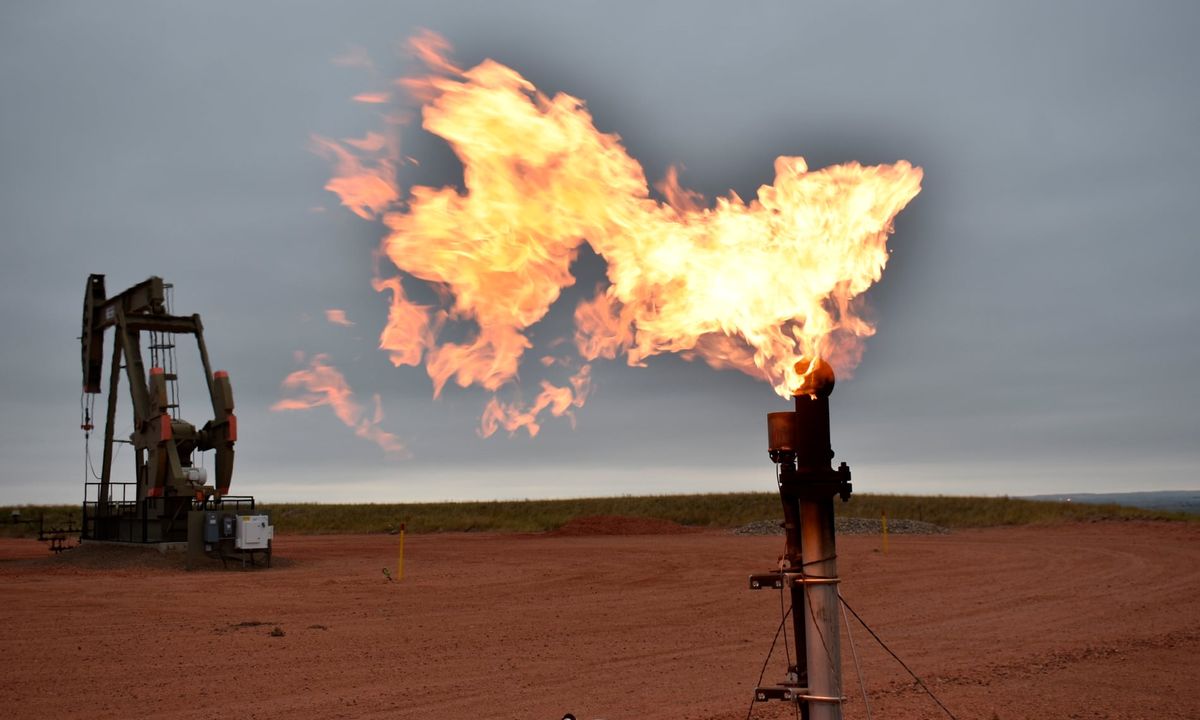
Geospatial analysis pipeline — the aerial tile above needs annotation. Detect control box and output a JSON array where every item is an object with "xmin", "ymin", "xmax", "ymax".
[
  {"xmin": 235, "ymin": 515, "xmax": 273, "ymax": 550},
  {"xmin": 203, "ymin": 511, "xmax": 239, "ymax": 543}
]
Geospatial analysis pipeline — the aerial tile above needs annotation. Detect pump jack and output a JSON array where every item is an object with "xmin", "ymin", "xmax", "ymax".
[{"xmin": 80, "ymin": 274, "xmax": 245, "ymax": 543}]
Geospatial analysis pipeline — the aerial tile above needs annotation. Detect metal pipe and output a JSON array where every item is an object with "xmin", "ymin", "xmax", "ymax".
[
  {"xmin": 800, "ymin": 496, "xmax": 842, "ymax": 720},
  {"xmin": 779, "ymin": 486, "xmax": 808, "ymax": 686},
  {"xmin": 761, "ymin": 358, "xmax": 849, "ymax": 719}
]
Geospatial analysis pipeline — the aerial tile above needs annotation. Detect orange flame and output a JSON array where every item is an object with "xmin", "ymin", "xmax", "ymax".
[
  {"xmin": 324, "ymin": 309, "xmax": 355, "ymax": 327},
  {"xmin": 311, "ymin": 133, "xmax": 397, "ymax": 220},
  {"xmin": 370, "ymin": 276, "xmax": 436, "ymax": 368},
  {"xmin": 271, "ymin": 353, "xmax": 407, "ymax": 455},
  {"xmin": 481, "ymin": 364, "xmax": 592, "ymax": 438},
  {"xmin": 352, "ymin": 92, "xmax": 391, "ymax": 104},
  {"xmin": 317, "ymin": 32, "xmax": 922, "ymax": 437}
]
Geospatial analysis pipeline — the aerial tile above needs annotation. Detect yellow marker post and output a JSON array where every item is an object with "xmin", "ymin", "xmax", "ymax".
[
  {"xmin": 878, "ymin": 508, "xmax": 888, "ymax": 554},
  {"xmin": 397, "ymin": 522, "xmax": 406, "ymax": 581}
]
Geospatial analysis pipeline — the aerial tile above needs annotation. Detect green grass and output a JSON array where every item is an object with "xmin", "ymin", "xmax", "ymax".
[
  {"xmin": 835, "ymin": 494, "xmax": 1194, "ymax": 528},
  {"xmin": 3, "ymin": 493, "xmax": 1188, "ymax": 538}
]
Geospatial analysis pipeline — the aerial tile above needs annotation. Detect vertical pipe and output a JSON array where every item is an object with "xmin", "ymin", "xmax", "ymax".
[
  {"xmin": 793, "ymin": 393, "xmax": 832, "ymax": 471},
  {"xmin": 765, "ymin": 359, "xmax": 846, "ymax": 718},
  {"xmin": 780, "ymin": 490, "xmax": 807, "ymax": 686},
  {"xmin": 800, "ymin": 496, "xmax": 842, "ymax": 720},
  {"xmin": 793, "ymin": 367, "xmax": 841, "ymax": 720}
]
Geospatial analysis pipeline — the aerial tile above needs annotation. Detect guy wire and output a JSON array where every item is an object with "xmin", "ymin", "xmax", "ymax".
[{"xmin": 839, "ymin": 594, "xmax": 959, "ymax": 720}]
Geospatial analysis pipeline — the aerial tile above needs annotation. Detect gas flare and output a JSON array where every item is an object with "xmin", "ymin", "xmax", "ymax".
[
  {"xmin": 316, "ymin": 31, "xmax": 922, "ymax": 437},
  {"xmin": 272, "ymin": 353, "xmax": 407, "ymax": 455}
]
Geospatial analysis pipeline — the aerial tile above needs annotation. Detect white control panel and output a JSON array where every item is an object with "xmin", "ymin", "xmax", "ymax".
[{"xmin": 235, "ymin": 515, "xmax": 274, "ymax": 550}]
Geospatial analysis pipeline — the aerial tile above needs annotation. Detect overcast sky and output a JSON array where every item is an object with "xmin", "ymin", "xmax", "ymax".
[{"xmin": 2, "ymin": 1, "xmax": 1197, "ymax": 504}]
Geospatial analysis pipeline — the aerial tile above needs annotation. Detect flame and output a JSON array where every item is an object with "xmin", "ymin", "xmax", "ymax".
[
  {"xmin": 325, "ymin": 309, "xmax": 355, "ymax": 327},
  {"xmin": 316, "ymin": 32, "xmax": 922, "ymax": 437},
  {"xmin": 370, "ymin": 276, "xmax": 437, "ymax": 368},
  {"xmin": 481, "ymin": 364, "xmax": 592, "ymax": 438},
  {"xmin": 271, "ymin": 353, "xmax": 407, "ymax": 455},
  {"xmin": 311, "ymin": 133, "xmax": 398, "ymax": 220},
  {"xmin": 352, "ymin": 92, "xmax": 391, "ymax": 104},
  {"xmin": 576, "ymin": 154, "xmax": 923, "ymax": 394}
]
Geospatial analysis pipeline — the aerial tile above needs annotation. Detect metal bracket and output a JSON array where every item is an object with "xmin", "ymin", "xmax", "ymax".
[
  {"xmin": 749, "ymin": 572, "xmax": 840, "ymax": 590},
  {"xmin": 754, "ymin": 685, "xmax": 806, "ymax": 703},
  {"xmin": 749, "ymin": 573, "xmax": 785, "ymax": 590},
  {"xmin": 776, "ymin": 463, "xmax": 853, "ymax": 502},
  {"xmin": 754, "ymin": 685, "xmax": 845, "ymax": 704}
]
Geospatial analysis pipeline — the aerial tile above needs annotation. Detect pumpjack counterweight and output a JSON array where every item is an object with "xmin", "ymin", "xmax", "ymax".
[{"xmin": 80, "ymin": 274, "xmax": 243, "ymax": 544}]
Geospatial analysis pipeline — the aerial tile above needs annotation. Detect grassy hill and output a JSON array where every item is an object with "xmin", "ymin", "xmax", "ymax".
[{"xmin": 2, "ymin": 492, "xmax": 1192, "ymax": 538}]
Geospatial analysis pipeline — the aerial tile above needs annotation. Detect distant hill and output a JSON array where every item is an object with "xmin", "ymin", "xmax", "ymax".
[
  {"xmin": 1023, "ymin": 491, "xmax": 1200, "ymax": 515},
  {"xmin": 3, "ymin": 492, "xmax": 1194, "ymax": 538}
]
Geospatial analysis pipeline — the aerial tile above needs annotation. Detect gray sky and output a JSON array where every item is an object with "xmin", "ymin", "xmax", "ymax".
[{"xmin": 2, "ymin": 1, "xmax": 1198, "ymax": 504}]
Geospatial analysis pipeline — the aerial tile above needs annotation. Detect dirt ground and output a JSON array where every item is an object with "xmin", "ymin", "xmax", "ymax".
[{"xmin": 1, "ymin": 520, "xmax": 1197, "ymax": 720}]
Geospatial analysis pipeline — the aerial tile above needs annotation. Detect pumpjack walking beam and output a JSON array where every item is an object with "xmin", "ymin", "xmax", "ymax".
[{"xmin": 81, "ymin": 274, "xmax": 237, "ymax": 539}]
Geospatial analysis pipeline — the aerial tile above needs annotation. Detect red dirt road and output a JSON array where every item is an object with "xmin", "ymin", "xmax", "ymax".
[{"xmin": 1, "ymin": 521, "xmax": 1197, "ymax": 720}]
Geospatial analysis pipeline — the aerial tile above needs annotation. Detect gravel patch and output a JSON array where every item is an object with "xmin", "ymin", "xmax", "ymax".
[{"xmin": 732, "ymin": 517, "xmax": 950, "ymax": 536}]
